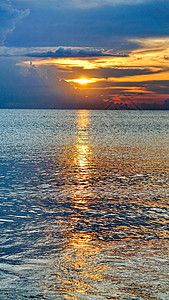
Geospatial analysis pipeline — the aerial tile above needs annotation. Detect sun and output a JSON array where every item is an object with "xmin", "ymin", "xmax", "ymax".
[
  {"xmin": 66, "ymin": 78, "xmax": 97, "ymax": 84},
  {"xmin": 75, "ymin": 79, "xmax": 93, "ymax": 84}
]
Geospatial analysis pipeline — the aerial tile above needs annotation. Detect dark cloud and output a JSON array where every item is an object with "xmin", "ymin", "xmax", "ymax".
[
  {"xmin": 6, "ymin": 0, "xmax": 169, "ymax": 49},
  {"xmin": 0, "ymin": 0, "xmax": 30, "ymax": 45},
  {"xmin": 66, "ymin": 67, "xmax": 161, "ymax": 79},
  {"xmin": 0, "ymin": 58, "xmax": 100, "ymax": 108},
  {"xmin": 24, "ymin": 47, "xmax": 127, "ymax": 58}
]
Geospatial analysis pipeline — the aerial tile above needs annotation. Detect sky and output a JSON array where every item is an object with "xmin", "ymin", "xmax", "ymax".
[{"xmin": 0, "ymin": 0, "xmax": 169, "ymax": 109}]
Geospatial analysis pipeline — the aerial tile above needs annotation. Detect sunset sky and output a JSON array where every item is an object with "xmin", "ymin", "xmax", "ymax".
[{"xmin": 0, "ymin": 0, "xmax": 169, "ymax": 108}]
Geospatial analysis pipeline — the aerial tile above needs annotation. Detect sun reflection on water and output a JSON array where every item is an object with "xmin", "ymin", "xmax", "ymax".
[
  {"xmin": 42, "ymin": 231, "xmax": 109, "ymax": 299},
  {"xmin": 75, "ymin": 110, "xmax": 90, "ymax": 169}
]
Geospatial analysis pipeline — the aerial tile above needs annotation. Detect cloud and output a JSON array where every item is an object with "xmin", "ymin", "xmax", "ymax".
[
  {"xmin": 129, "ymin": 37, "xmax": 169, "ymax": 51},
  {"xmin": 6, "ymin": 0, "xmax": 169, "ymax": 49},
  {"xmin": 24, "ymin": 47, "xmax": 127, "ymax": 58},
  {"xmin": 0, "ymin": 0, "xmax": 30, "ymax": 45},
  {"xmin": 13, "ymin": 0, "xmax": 149, "ymax": 9},
  {"xmin": 0, "ymin": 57, "xmax": 94, "ymax": 109},
  {"xmin": 54, "ymin": 0, "xmax": 146, "ymax": 9}
]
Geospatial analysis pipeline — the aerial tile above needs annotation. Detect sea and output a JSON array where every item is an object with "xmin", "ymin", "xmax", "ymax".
[{"xmin": 0, "ymin": 109, "xmax": 169, "ymax": 300}]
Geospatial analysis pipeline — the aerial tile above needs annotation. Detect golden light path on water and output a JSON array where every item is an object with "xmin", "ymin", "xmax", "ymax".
[{"xmin": 37, "ymin": 111, "xmax": 109, "ymax": 299}]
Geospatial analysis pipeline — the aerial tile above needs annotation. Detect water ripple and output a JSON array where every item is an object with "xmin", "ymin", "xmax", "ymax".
[{"xmin": 0, "ymin": 110, "xmax": 169, "ymax": 299}]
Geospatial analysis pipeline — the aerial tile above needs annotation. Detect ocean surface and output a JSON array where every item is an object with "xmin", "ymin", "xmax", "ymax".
[{"xmin": 0, "ymin": 109, "xmax": 169, "ymax": 300}]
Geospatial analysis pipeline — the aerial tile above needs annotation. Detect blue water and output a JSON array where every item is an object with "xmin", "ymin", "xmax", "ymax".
[{"xmin": 0, "ymin": 109, "xmax": 169, "ymax": 299}]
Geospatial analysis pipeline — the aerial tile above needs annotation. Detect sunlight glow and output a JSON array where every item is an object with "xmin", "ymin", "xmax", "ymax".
[{"xmin": 66, "ymin": 78, "xmax": 97, "ymax": 84}]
